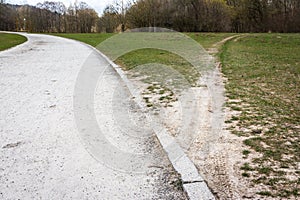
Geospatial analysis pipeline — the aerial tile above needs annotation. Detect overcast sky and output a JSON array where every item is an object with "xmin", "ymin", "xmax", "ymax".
[{"xmin": 5, "ymin": 0, "xmax": 115, "ymax": 15}]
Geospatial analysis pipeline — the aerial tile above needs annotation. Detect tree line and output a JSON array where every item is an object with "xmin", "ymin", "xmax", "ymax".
[
  {"xmin": 1, "ymin": 0, "xmax": 300, "ymax": 33},
  {"xmin": 121, "ymin": 0, "xmax": 300, "ymax": 32},
  {"xmin": 0, "ymin": 1, "xmax": 98, "ymax": 33}
]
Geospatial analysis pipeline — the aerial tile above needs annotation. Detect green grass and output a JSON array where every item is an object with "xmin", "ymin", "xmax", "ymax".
[
  {"xmin": 115, "ymin": 48, "xmax": 200, "ymax": 87},
  {"xmin": 0, "ymin": 33, "xmax": 27, "ymax": 51},
  {"xmin": 221, "ymin": 33, "xmax": 300, "ymax": 198}
]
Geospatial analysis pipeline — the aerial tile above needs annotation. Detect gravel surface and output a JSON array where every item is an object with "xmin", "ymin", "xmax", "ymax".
[{"xmin": 0, "ymin": 33, "xmax": 186, "ymax": 199}]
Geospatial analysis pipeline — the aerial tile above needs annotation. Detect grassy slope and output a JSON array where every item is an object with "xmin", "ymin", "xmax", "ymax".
[
  {"xmin": 221, "ymin": 34, "xmax": 300, "ymax": 198},
  {"xmin": 0, "ymin": 33, "xmax": 27, "ymax": 51}
]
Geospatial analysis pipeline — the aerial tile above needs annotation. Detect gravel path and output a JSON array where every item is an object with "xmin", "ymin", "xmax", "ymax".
[{"xmin": 0, "ymin": 33, "xmax": 186, "ymax": 199}]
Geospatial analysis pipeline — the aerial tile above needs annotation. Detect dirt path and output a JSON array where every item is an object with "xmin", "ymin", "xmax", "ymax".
[
  {"xmin": 187, "ymin": 35, "xmax": 257, "ymax": 199},
  {"xmin": 207, "ymin": 35, "xmax": 241, "ymax": 54},
  {"xmin": 0, "ymin": 33, "xmax": 186, "ymax": 199}
]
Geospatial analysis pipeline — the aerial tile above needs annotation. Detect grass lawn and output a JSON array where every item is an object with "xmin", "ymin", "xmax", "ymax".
[
  {"xmin": 221, "ymin": 33, "xmax": 300, "ymax": 198},
  {"xmin": 0, "ymin": 33, "xmax": 27, "ymax": 51}
]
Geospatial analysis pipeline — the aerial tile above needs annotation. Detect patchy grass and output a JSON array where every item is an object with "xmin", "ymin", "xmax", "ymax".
[
  {"xmin": 0, "ymin": 33, "xmax": 27, "ymax": 51},
  {"xmin": 221, "ymin": 33, "xmax": 300, "ymax": 198},
  {"xmin": 116, "ymin": 48, "xmax": 200, "ymax": 86},
  {"xmin": 141, "ymin": 83, "xmax": 177, "ymax": 108}
]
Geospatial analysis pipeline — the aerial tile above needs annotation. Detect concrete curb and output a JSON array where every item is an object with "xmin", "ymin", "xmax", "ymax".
[{"xmin": 44, "ymin": 34, "xmax": 215, "ymax": 200}]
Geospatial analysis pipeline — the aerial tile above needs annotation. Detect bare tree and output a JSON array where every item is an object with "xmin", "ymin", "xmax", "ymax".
[
  {"xmin": 99, "ymin": 5, "xmax": 120, "ymax": 33},
  {"xmin": 77, "ymin": 2, "xmax": 98, "ymax": 33}
]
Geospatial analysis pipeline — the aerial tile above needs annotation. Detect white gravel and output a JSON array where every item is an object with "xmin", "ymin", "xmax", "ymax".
[{"xmin": 0, "ymin": 33, "xmax": 186, "ymax": 199}]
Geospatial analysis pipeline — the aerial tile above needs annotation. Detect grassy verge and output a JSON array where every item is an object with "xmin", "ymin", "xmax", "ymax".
[
  {"xmin": 0, "ymin": 33, "xmax": 27, "ymax": 51},
  {"xmin": 221, "ymin": 34, "xmax": 300, "ymax": 198}
]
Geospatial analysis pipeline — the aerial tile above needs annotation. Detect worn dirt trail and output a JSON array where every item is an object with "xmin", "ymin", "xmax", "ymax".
[
  {"xmin": 0, "ymin": 33, "xmax": 186, "ymax": 199},
  {"xmin": 188, "ymin": 35, "xmax": 255, "ymax": 199}
]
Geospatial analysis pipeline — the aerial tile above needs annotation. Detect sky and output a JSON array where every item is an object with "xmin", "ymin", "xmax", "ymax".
[{"xmin": 5, "ymin": 0, "xmax": 115, "ymax": 15}]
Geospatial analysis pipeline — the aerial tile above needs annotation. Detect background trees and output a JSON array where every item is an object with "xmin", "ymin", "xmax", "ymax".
[
  {"xmin": 0, "ymin": 0, "xmax": 299, "ymax": 33},
  {"xmin": 0, "ymin": 1, "xmax": 18, "ymax": 31},
  {"xmin": 0, "ymin": 1, "xmax": 98, "ymax": 33},
  {"xmin": 125, "ymin": 0, "xmax": 300, "ymax": 32},
  {"xmin": 98, "ymin": 5, "xmax": 120, "ymax": 33},
  {"xmin": 76, "ymin": 2, "xmax": 98, "ymax": 33}
]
